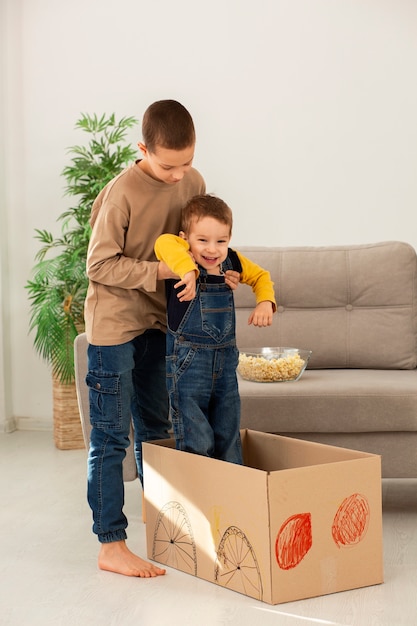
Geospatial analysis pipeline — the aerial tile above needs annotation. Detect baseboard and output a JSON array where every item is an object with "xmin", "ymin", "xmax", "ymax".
[{"xmin": 16, "ymin": 416, "xmax": 53, "ymax": 432}]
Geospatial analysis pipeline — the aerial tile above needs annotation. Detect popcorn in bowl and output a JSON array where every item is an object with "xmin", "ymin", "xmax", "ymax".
[{"xmin": 237, "ymin": 347, "xmax": 312, "ymax": 382}]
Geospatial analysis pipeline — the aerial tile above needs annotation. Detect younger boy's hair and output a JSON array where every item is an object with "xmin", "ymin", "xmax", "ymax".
[
  {"xmin": 142, "ymin": 100, "xmax": 196, "ymax": 153},
  {"xmin": 181, "ymin": 194, "xmax": 233, "ymax": 235}
]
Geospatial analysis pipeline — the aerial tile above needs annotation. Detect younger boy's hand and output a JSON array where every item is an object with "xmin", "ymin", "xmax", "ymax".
[
  {"xmin": 248, "ymin": 301, "xmax": 274, "ymax": 327},
  {"xmin": 224, "ymin": 270, "xmax": 240, "ymax": 291},
  {"xmin": 175, "ymin": 271, "xmax": 197, "ymax": 302}
]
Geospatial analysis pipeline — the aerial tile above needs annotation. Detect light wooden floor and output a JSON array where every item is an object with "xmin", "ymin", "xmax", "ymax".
[{"xmin": 1, "ymin": 430, "xmax": 416, "ymax": 626}]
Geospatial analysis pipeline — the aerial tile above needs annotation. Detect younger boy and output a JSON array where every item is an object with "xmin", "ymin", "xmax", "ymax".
[{"xmin": 154, "ymin": 194, "xmax": 276, "ymax": 463}]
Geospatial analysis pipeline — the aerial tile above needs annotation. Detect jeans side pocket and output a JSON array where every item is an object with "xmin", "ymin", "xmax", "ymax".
[{"xmin": 86, "ymin": 372, "xmax": 122, "ymax": 430}]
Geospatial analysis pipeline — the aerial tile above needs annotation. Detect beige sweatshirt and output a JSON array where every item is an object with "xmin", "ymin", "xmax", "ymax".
[{"xmin": 84, "ymin": 161, "xmax": 205, "ymax": 345}]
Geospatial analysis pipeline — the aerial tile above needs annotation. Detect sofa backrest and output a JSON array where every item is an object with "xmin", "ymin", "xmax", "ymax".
[{"xmin": 234, "ymin": 241, "xmax": 417, "ymax": 369}]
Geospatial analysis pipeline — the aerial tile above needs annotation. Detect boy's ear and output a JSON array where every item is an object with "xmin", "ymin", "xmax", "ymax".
[
  {"xmin": 179, "ymin": 231, "xmax": 187, "ymax": 240},
  {"xmin": 138, "ymin": 142, "xmax": 147, "ymax": 156}
]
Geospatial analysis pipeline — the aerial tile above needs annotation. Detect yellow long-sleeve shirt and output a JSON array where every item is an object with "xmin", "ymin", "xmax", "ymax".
[{"xmin": 154, "ymin": 234, "xmax": 277, "ymax": 309}]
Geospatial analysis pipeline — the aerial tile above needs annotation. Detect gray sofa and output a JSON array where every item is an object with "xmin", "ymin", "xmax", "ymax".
[{"xmin": 235, "ymin": 241, "xmax": 417, "ymax": 478}]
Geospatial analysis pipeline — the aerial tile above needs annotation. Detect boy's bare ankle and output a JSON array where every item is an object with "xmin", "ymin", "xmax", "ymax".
[{"xmin": 98, "ymin": 540, "xmax": 166, "ymax": 578}]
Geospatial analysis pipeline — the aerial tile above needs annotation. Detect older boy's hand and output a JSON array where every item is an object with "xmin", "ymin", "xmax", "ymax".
[
  {"xmin": 224, "ymin": 270, "xmax": 240, "ymax": 291},
  {"xmin": 157, "ymin": 261, "xmax": 179, "ymax": 280},
  {"xmin": 248, "ymin": 301, "xmax": 274, "ymax": 327},
  {"xmin": 175, "ymin": 271, "xmax": 197, "ymax": 301}
]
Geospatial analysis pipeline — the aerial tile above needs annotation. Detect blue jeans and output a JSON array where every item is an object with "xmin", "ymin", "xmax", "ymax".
[
  {"xmin": 166, "ymin": 272, "xmax": 243, "ymax": 465},
  {"xmin": 86, "ymin": 330, "xmax": 170, "ymax": 543}
]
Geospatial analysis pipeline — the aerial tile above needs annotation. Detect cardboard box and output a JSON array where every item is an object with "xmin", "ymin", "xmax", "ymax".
[{"xmin": 143, "ymin": 430, "xmax": 383, "ymax": 604}]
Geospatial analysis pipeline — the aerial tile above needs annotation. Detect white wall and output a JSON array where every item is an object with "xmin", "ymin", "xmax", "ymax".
[{"xmin": 2, "ymin": 0, "xmax": 417, "ymax": 429}]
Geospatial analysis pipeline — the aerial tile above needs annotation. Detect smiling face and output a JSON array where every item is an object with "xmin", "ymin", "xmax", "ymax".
[
  {"xmin": 138, "ymin": 143, "xmax": 195, "ymax": 184},
  {"xmin": 182, "ymin": 216, "xmax": 231, "ymax": 274}
]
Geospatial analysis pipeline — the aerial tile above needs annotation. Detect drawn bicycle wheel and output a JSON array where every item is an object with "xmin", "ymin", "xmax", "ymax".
[
  {"xmin": 215, "ymin": 526, "xmax": 263, "ymax": 601},
  {"xmin": 152, "ymin": 501, "xmax": 197, "ymax": 575}
]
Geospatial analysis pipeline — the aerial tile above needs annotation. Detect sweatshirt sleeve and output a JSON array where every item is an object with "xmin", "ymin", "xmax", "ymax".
[
  {"xmin": 154, "ymin": 234, "xmax": 199, "ymax": 278},
  {"xmin": 236, "ymin": 251, "xmax": 277, "ymax": 311},
  {"xmin": 86, "ymin": 199, "xmax": 159, "ymax": 292}
]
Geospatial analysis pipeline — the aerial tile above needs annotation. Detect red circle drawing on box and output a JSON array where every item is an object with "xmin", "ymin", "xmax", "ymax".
[
  {"xmin": 332, "ymin": 493, "xmax": 370, "ymax": 547},
  {"xmin": 275, "ymin": 512, "xmax": 312, "ymax": 570}
]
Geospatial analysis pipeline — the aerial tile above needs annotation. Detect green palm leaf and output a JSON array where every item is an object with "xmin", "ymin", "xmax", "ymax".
[{"xmin": 26, "ymin": 113, "xmax": 138, "ymax": 383}]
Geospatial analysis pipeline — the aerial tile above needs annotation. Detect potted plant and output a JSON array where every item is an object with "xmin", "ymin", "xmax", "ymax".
[{"xmin": 26, "ymin": 113, "xmax": 138, "ymax": 448}]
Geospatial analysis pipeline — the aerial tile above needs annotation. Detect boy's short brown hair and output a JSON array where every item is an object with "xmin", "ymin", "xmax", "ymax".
[
  {"xmin": 181, "ymin": 194, "xmax": 233, "ymax": 235},
  {"xmin": 142, "ymin": 100, "xmax": 196, "ymax": 153}
]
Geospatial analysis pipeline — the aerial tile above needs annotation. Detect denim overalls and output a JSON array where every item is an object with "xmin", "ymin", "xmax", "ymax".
[{"xmin": 166, "ymin": 258, "xmax": 243, "ymax": 464}]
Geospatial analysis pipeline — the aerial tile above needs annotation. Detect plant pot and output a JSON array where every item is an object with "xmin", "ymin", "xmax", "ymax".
[{"xmin": 53, "ymin": 376, "xmax": 85, "ymax": 450}]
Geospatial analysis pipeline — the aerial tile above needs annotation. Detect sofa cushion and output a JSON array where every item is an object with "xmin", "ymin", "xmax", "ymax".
[
  {"xmin": 235, "ymin": 241, "xmax": 417, "ymax": 369},
  {"xmin": 238, "ymin": 368, "xmax": 417, "ymax": 433}
]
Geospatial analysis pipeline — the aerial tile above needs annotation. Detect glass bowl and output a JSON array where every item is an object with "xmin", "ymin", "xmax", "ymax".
[{"xmin": 237, "ymin": 347, "xmax": 312, "ymax": 383}]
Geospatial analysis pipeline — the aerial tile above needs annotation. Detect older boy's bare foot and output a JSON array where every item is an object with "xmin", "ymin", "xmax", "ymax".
[{"xmin": 98, "ymin": 540, "xmax": 166, "ymax": 577}]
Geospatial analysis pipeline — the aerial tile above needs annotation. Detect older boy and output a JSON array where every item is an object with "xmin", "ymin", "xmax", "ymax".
[{"xmin": 84, "ymin": 101, "xmax": 239, "ymax": 578}]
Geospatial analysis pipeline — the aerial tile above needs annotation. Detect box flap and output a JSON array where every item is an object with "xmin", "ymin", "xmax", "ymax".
[{"xmin": 243, "ymin": 429, "xmax": 379, "ymax": 472}]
